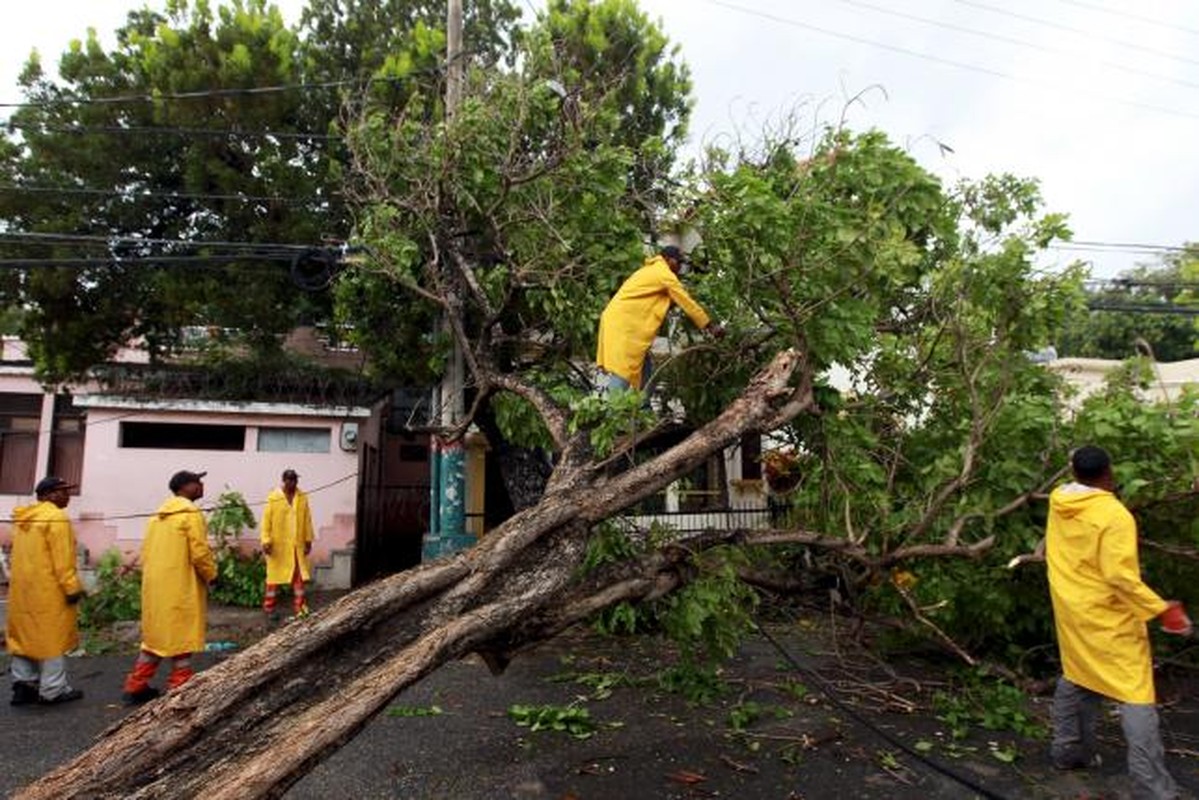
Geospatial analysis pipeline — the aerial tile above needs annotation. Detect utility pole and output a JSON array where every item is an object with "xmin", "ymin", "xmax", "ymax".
[{"xmin": 425, "ymin": 0, "xmax": 470, "ymax": 560}]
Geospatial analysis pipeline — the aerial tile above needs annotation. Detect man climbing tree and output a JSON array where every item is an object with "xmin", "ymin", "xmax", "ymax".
[{"xmin": 596, "ymin": 244, "xmax": 725, "ymax": 393}]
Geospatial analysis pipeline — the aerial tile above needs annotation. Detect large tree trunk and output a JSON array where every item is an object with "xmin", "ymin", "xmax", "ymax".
[{"xmin": 18, "ymin": 351, "xmax": 810, "ymax": 800}]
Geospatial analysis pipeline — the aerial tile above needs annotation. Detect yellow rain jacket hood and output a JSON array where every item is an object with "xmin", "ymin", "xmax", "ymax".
[
  {"xmin": 139, "ymin": 495, "xmax": 217, "ymax": 658},
  {"xmin": 4, "ymin": 501, "xmax": 82, "ymax": 660},
  {"xmin": 1046, "ymin": 483, "xmax": 1167, "ymax": 703},
  {"xmin": 595, "ymin": 255, "xmax": 712, "ymax": 389},
  {"xmin": 261, "ymin": 487, "xmax": 314, "ymax": 584}
]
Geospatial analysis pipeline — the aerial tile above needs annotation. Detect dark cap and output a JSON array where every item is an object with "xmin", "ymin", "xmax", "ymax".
[
  {"xmin": 169, "ymin": 470, "xmax": 207, "ymax": 493},
  {"xmin": 282, "ymin": 468, "xmax": 299, "ymax": 480},
  {"xmin": 35, "ymin": 476, "xmax": 75, "ymax": 496},
  {"xmin": 659, "ymin": 245, "xmax": 688, "ymax": 265}
]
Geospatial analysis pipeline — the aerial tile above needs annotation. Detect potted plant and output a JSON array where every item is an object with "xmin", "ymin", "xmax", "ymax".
[{"xmin": 761, "ymin": 449, "xmax": 802, "ymax": 494}]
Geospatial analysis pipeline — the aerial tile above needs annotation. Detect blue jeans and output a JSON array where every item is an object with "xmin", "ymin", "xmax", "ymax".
[{"xmin": 600, "ymin": 357, "xmax": 652, "ymax": 395}]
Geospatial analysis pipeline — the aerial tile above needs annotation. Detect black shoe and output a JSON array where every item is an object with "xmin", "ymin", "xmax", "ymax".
[
  {"xmin": 39, "ymin": 688, "xmax": 83, "ymax": 705},
  {"xmin": 121, "ymin": 686, "xmax": 160, "ymax": 706},
  {"xmin": 10, "ymin": 682, "xmax": 39, "ymax": 706}
]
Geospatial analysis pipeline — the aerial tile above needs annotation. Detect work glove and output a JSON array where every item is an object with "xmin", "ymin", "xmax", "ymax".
[
  {"xmin": 65, "ymin": 591, "xmax": 85, "ymax": 605},
  {"xmin": 1160, "ymin": 601, "xmax": 1193, "ymax": 636},
  {"xmin": 304, "ymin": 543, "xmax": 312, "ymax": 555},
  {"xmin": 262, "ymin": 543, "xmax": 273, "ymax": 556}
]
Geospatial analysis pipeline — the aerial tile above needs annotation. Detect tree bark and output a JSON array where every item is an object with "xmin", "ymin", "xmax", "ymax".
[{"xmin": 18, "ymin": 349, "xmax": 811, "ymax": 800}]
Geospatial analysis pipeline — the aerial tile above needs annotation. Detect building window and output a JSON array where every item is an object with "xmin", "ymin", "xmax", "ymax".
[
  {"xmin": 740, "ymin": 433, "xmax": 762, "ymax": 480},
  {"xmin": 49, "ymin": 394, "xmax": 85, "ymax": 493},
  {"xmin": 257, "ymin": 427, "xmax": 331, "ymax": 454},
  {"xmin": 120, "ymin": 422, "xmax": 246, "ymax": 451},
  {"xmin": 0, "ymin": 393, "xmax": 42, "ymax": 494}
]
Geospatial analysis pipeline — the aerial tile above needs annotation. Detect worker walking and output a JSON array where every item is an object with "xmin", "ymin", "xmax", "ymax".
[
  {"xmin": 596, "ymin": 245, "xmax": 724, "ymax": 393},
  {"xmin": 6, "ymin": 477, "xmax": 85, "ymax": 705},
  {"xmin": 261, "ymin": 468, "xmax": 315, "ymax": 619},
  {"xmin": 122, "ymin": 470, "xmax": 216, "ymax": 704},
  {"xmin": 1046, "ymin": 445, "xmax": 1190, "ymax": 799}
]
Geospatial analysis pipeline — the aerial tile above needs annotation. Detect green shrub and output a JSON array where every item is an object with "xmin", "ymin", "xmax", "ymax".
[
  {"xmin": 207, "ymin": 490, "xmax": 264, "ymax": 607},
  {"xmin": 79, "ymin": 548, "xmax": 141, "ymax": 630}
]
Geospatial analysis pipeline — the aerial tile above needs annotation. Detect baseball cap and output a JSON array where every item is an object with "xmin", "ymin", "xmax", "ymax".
[
  {"xmin": 169, "ymin": 470, "xmax": 207, "ymax": 492},
  {"xmin": 659, "ymin": 245, "xmax": 689, "ymax": 265},
  {"xmin": 282, "ymin": 468, "xmax": 299, "ymax": 480},
  {"xmin": 35, "ymin": 476, "xmax": 75, "ymax": 496}
]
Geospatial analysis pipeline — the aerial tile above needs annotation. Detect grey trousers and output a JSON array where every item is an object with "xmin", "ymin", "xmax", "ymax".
[
  {"xmin": 10, "ymin": 654, "xmax": 74, "ymax": 700},
  {"xmin": 1052, "ymin": 676, "xmax": 1179, "ymax": 800}
]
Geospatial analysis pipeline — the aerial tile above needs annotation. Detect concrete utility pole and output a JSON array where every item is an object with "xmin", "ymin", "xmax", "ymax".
[{"xmin": 425, "ymin": 0, "xmax": 471, "ymax": 560}]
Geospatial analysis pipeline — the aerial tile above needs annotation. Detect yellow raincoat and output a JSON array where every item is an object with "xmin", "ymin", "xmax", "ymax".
[
  {"xmin": 261, "ymin": 488, "xmax": 314, "ymax": 584},
  {"xmin": 139, "ymin": 496, "xmax": 216, "ymax": 657},
  {"xmin": 4, "ymin": 501, "xmax": 82, "ymax": 660},
  {"xmin": 1046, "ymin": 483, "xmax": 1168, "ymax": 703},
  {"xmin": 595, "ymin": 255, "xmax": 712, "ymax": 389}
]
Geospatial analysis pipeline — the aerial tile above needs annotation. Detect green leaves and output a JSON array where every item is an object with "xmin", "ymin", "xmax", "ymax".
[{"xmin": 507, "ymin": 703, "xmax": 597, "ymax": 738}]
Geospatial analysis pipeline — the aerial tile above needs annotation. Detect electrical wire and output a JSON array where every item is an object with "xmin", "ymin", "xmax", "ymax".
[
  {"xmin": 0, "ymin": 471, "xmax": 361, "ymax": 525},
  {"xmin": 753, "ymin": 619, "xmax": 1011, "ymax": 800},
  {"xmin": 1087, "ymin": 301, "xmax": 1199, "ymax": 316},
  {"xmin": 697, "ymin": 0, "xmax": 1199, "ymax": 120},
  {"xmin": 1050, "ymin": 0, "xmax": 1199, "ymax": 38},
  {"xmin": 0, "ymin": 230, "xmax": 316, "ymax": 252},
  {"xmin": 954, "ymin": 0, "xmax": 1199, "ymax": 69},
  {"xmin": 1063, "ymin": 240, "xmax": 1192, "ymax": 252},
  {"xmin": 835, "ymin": 0, "xmax": 1199, "ymax": 92},
  {"xmin": 0, "ymin": 255, "xmax": 297, "ymax": 269},
  {"xmin": 6, "ymin": 121, "xmax": 342, "ymax": 141},
  {"xmin": 0, "ymin": 50, "xmax": 487, "ymax": 110},
  {"xmin": 0, "ymin": 183, "xmax": 332, "ymax": 207}
]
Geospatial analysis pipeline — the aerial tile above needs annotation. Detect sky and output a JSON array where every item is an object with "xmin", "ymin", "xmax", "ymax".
[{"xmin": 2, "ymin": 0, "xmax": 1197, "ymax": 278}]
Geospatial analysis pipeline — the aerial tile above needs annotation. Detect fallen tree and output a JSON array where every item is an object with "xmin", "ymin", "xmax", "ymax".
[
  {"xmin": 23, "ymin": 3, "xmax": 1199, "ymax": 796},
  {"xmin": 21, "ymin": 351, "xmax": 813, "ymax": 799}
]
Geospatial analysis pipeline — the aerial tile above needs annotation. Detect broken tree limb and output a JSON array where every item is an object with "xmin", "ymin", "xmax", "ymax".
[{"xmin": 19, "ymin": 349, "xmax": 810, "ymax": 800}]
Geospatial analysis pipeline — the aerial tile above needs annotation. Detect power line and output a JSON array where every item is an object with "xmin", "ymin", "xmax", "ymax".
[
  {"xmin": 6, "ymin": 121, "xmax": 342, "ymax": 142},
  {"xmin": 837, "ymin": 0, "xmax": 1199, "ymax": 92},
  {"xmin": 955, "ymin": 0, "xmax": 1199, "ymax": 69},
  {"xmin": 697, "ymin": 0, "xmax": 1199, "ymax": 120},
  {"xmin": 0, "ymin": 255, "xmax": 299, "ymax": 269},
  {"xmin": 1087, "ymin": 300, "xmax": 1199, "ymax": 316},
  {"xmin": 0, "ymin": 231, "xmax": 316, "ymax": 252},
  {"xmin": 0, "ymin": 55, "xmax": 473, "ymax": 110},
  {"xmin": 1052, "ymin": 241, "xmax": 1194, "ymax": 254},
  {"xmin": 0, "ymin": 183, "xmax": 333, "ymax": 207},
  {"xmin": 1050, "ymin": 0, "xmax": 1199, "ymax": 38}
]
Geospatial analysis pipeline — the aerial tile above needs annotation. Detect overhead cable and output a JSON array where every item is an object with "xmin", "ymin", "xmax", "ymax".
[
  {"xmin": 0, "ymin": 182, "xmax": 333, "ymax": 206},
  {"xmin": 0, "ymin": 53, "xmax": 475, "ymax": 110},
  {"xmin": 1050, "ymin": 0, "xmax": 1199, "ymax": 38},
  {"xmin": 955, "ymin": 0, "xmax": 1199, "ymax": 68},
  {"xmin": 6, "ymin": 121, "xmax": 342, "ymax": 141},
  {"xmin": 697, "ymin": 0, "xmax": 1199, "ymax": 120},
  {"xmin": 837, "ymin": 0, "xmax": 1199, "ymax": 92}
]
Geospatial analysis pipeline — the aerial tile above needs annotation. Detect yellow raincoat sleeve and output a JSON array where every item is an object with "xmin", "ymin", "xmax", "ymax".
[
  {"xmin": 260, "ymin": 497, "xmax": 275, "ymax": 547},
  {"xmin": 660, "ymin": 269, "xmax": 711, "ymax": 330},
  {"xmin": 1100, "ymin": 508, "xmax": 1168, "ymax": 621}
]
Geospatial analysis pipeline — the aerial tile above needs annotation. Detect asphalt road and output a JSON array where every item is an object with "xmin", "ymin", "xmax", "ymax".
[{"xmin": 3, "ymin": 605, "xmax": 1199, "ymax": 799}]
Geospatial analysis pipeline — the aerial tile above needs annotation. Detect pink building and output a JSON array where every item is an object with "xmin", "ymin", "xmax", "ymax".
[{"xmin": 0, "ymin": 336, "xmax": 370, "ymax": 588}]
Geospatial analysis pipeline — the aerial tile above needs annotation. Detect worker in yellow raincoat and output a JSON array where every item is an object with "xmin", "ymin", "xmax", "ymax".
[
  {"xmin": 1046, "ymin": 445, "xmax": 1191, "ymax": 799},
  {"xmin": 122, "ymin": 470, "xmax": 216, "ymax": 705},
  {"xmin": 596, "ymin": 245, "xmax": 724, "ymax": 393},
  {"xmin": 6, "ymin": 477, "xmax": 85, "ymax": 705},
  {"xmin": 261, "ymin": 468, "xmax": 314, "ymax": 619}
]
